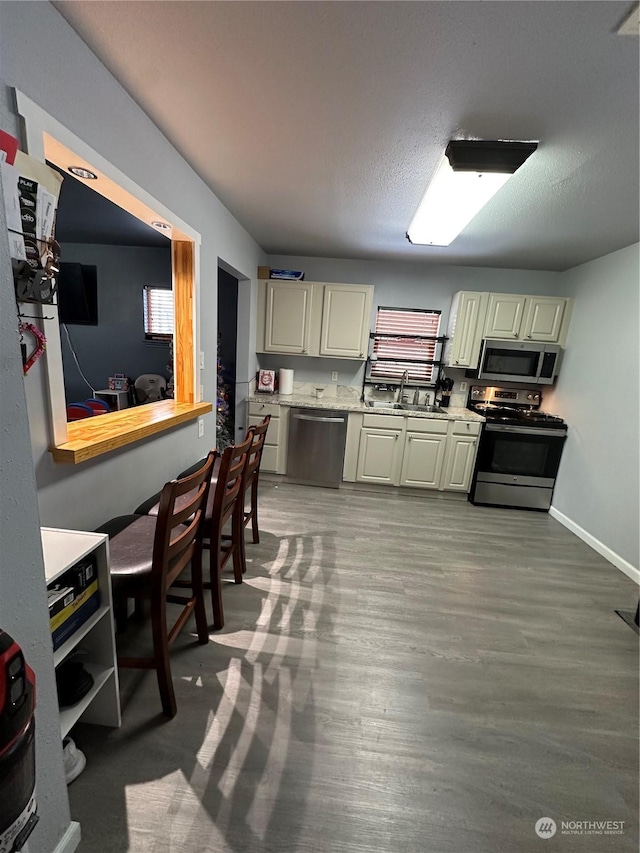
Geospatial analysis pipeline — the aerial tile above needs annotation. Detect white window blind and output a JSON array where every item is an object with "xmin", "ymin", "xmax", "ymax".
[
  {"xmin": 143, "ymin": 287, "xmax": 174, "ymax": 340},
  {"xmin": 370, "ymin": 307, "xmax": 441, "ymax": 383}
]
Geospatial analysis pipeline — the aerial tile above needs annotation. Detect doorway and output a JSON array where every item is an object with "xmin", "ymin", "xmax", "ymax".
[{"xmin": 217, "ymin": 267, "xmax": 238, "ymax": 448}]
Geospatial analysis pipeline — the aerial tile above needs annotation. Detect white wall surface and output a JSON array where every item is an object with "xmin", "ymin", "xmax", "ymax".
[
  {"xmin": 547, "ymin": 243, "xmax": 640, "ymax": 573},
  {"xmin": 0, "ymin": 1, "xmax": 265, "ymax": 532},
  {"xmin": 0, "ymin": 161, "xmax": 72, "ymax": 853}
]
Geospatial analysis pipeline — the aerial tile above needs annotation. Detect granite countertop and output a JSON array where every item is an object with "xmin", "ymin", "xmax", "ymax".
[{"xmin": 247, "ymin": 393, "xmax": 485, "ymax": 423}]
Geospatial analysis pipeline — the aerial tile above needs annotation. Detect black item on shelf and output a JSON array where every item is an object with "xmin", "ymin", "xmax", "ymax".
[
  {"xmin": 55, "ymin": 659, "xmax": 94, "ymax": 708},
  {"xmin": 57, "ymin": 263, "xmax": 98, "ymax": 325}
]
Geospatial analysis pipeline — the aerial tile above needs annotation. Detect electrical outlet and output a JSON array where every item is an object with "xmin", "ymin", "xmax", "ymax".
[
  {"xmin": 198, "ymin": 418, "xmax": 204, "ymax": 438},
  {"xmin": 459, "ymin": 381, "xmax": 468, "ymax": 392},
  {"xmin": 199, "ymin": 351, "xmax": 205, "ymax": 370},
  {"xmin": 331, "ymin": 371, "xmax": 338, "ymax": 382}
]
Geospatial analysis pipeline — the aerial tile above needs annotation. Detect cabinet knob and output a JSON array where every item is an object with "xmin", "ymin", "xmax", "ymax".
[
  {"xmin": 466, "ymin": 423, "xmax": 470, "ymax": 430},
  {"xmin": 455, "ymin": 360, "xmax": 459, "ymax": 365},
  {"xmin": 395, "ymin": 434, "xmax": 399, "ymax": 440},
  {"xmin": 527, "ymin": 334, "xmax": 532, "ymax": 339},
  {"xmin": 514, "ymin": 333, "xmax": 519, "ymax": 339},
  {"xmin": 360, "ymin": 352, "xmax": 364, "ymax": 357},
  {"xmin": 302, "ymin": 348, "xmax": 307, "ymax": 353}
]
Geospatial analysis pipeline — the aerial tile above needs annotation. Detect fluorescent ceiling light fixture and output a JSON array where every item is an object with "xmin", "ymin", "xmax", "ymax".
[
  {"xmin": 68, "ymin": 166, "xmax": 98, "ymax": 180},
  {"xmin": 407, "ymin": 140, "xmax": 538, "ymax": 247}
]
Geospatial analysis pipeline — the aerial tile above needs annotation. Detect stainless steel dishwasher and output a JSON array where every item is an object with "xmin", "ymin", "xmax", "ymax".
[{"xmin": 287, "ymin": 407, "xmax": 348, "ymax": 488}]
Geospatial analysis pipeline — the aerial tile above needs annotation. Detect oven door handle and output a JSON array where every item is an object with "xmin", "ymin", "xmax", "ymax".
[{"xmin": 485, "ymin": 424, "xmax": 567, "ymax": 437}]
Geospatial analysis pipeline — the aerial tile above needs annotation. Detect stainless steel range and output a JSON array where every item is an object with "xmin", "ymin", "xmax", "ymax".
[{"xmin": 468, "ymin": 386, "xmax": 567, "ymax": 511}]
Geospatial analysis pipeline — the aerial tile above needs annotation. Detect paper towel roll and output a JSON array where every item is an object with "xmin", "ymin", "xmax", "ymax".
[{"xmin": 279, "ymin": 368, "xmax": 294, "ymax": 395}]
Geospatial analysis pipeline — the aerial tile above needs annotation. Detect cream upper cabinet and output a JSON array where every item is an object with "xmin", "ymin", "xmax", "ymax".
[
  {"xmin": 447, "ymin": 291, "xmax": 488, "ymax": 368},
  {"xmin": 483, "ymin": 294, "xmax": 527, "ymax": 339},
  {"xmin": 258, "ymin": 280, "xmax": 373, "ymax": 359},
  {"xmin": 263, "ymin": 280, "xmax": 314, "ymax": 354},
  {"xmin": 320, "ymin": 284, "xmax": 372, "ymax": 358},
  {"xmin": 399, "ymin": 432, "xmax": 447, "ymax": 489},
  {"xmin": 356, "ymin": 427, "xmax": 403, "ymax": 485},
  {"xmin": 521, "ymin": 296, "xmax": 568, "ymax": 342}
]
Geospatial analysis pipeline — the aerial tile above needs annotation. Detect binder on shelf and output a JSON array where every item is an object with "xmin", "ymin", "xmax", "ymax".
[{"xmin": 51, "ymin": 584, "xmax": 101, "ymax": 652}]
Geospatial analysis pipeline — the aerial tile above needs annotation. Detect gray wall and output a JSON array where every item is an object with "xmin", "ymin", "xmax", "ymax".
[
  {"xmin": 0, "ymin": 5, "xmax": 264, "ymax": 849},
  {"xmin": 547, "ymin": 243, "xmax": 639, "ymax": 570},
  {"xmin": 0, "ymin": 1, "xmax": 265, "ymax": 537},
  {"xmin": 60, "ymin": 243, "xmax": 171, "ymax": 404},
  {"xmin": 0, "ymin": 151, "xmax": 71, "ymax": 853},
  {"xmin": 262, "ymin": 254, "xmax": 562, "ymax": 388}
]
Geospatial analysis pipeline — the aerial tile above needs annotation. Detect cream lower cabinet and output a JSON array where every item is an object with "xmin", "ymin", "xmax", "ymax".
[
  {"xmin": 248, "ymin": 401, "xmax": 289, "ymax": 473},
  {"xmin": 442, "ymin": 435, "xmax": 477, "ymax": 490},
  {"xmin": 354, "ymin": 413, "xmax": 480, "ymax": 492},
  {"xmin": 356, "ymin": 426, "xmax": 403, "ymax": 485},
  {"xmin": 400, "ymin": 432, "xmax": 448, "ymax": 488}
]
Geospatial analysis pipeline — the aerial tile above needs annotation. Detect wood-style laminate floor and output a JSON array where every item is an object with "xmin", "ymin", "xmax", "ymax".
[{"xmin": 70, "ymin": 483, "xmax": 639, "ymax": 852}]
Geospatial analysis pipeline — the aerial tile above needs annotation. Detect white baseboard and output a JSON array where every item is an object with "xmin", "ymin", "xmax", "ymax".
[
  {"xmin": 54, "ymin": 822, "xmax": 81, "ymax": 853},
  {"xmin": 549, "ymin": 506, "xmax": 640, "ymax": 585}
]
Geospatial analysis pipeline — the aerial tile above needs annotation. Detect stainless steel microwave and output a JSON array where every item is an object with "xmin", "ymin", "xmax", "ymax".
[{"xmin": 478, "ymin": 340, "xmax": 562, "ymax": 385}]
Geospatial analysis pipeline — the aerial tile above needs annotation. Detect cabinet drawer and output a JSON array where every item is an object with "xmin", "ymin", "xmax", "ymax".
[
  {"xmin": 362, "ymin": 413, "xmax": 404, "ymax": 429},
  {"xmin": 406, "ymin": 417, "xmax": 449, "ymax": 434},
  {"xmin": 248, "ymin": 401, "xmax": 281, "ymax": 418},
  {"xmin": 260, "ymin": 445, "xmax": 278, "ymax": 472},
  {"xmin": 248, "ymin": 416, "xmax": 278, "ymax": 445},
  {"xmin": 451, "ymin": 420, "xmax": 481, "ymax": 436}
]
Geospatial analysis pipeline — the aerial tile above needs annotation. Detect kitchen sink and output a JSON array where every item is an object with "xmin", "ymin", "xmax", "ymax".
[
  {"xmin": 401, "ymin": 404, "xmax": 447, "ymax": 414},
  {"xmin": 364, "ymin": 400, "xmax": 404, "ymax": 409},
  {"xmin": 364, "ymin": 400, "xmax": 446, "ymax": 414}
]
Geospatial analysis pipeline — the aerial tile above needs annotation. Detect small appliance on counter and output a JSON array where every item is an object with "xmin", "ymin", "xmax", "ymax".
[
  {"xmin": 468, "ymin": 386, "xmax": 567, "ymax": 511},
  {"xmin": 257, "ymin": 369, "xmax": 276, "ymax": 394}
]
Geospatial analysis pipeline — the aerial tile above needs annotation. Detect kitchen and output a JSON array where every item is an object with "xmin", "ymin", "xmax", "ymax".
[{"xmin": 1, "ymin": 3, "xmax": 638, "ymax": 853}]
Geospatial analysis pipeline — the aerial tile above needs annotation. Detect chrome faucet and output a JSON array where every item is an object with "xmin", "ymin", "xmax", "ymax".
[
  {"xmin": 397, "ymin": 370, "xmax": 409, "ymax": 404},
  {"xmin": 412, "ymin": 388, "xmax": 420, "ymax": 405}
]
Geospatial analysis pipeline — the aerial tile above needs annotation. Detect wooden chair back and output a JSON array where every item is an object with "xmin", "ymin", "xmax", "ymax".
[
  {"xmin": 209, "ymin": 432, "xmax": 253, "ymax": 533},
  {"xmin": 244, "ymin": 415, "xmax": 271, "ymax": 490},
  {"xmin": 153, "ymin": 451, "xmax": 216, "ymax": 589}
]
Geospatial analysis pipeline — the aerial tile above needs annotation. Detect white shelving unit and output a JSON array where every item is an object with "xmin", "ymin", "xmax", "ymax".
[{"xmin": 41, "ymin": 527, "xmax": 121, "ymax": 738}]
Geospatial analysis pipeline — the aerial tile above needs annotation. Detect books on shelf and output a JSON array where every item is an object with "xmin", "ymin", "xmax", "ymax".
[{"xmin": 48, "ymin": 555, "xmax": 100, "ymax": 651}]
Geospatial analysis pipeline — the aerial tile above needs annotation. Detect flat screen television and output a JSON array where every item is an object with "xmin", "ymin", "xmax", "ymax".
[{"xmin": 57, "ymin": 263, "xmax": 98, "ymax": 326}]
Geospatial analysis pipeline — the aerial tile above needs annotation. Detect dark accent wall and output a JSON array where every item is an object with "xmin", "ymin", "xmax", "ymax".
[{"xmin": 59, "ymin": 243, "xmax": 172, "ymax": 404}]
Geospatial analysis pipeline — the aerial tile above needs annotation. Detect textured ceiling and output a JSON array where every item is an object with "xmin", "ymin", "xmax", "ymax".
[{"xmin": 54, "ymin": 1, "xmax": 639, "ymax": 271}]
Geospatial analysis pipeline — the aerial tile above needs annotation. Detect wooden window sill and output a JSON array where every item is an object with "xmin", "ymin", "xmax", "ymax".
[{"xmin": 50, "ymin": 400, "xmax": 213, "ymax": 464}]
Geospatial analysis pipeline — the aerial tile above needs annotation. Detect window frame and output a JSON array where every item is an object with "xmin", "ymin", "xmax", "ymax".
[
  {"xmin": 143, "ymin": 285, "xmax": 174, "ymax": 342},
  {"xmin": 368, "ymin": 306, "xmax": 443, "ymax": 387}
]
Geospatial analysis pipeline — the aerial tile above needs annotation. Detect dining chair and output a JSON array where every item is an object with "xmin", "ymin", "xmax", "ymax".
[
  {"xmin": 202, "ymin": 434, "xmax": 252, "ymax": 630},
  {"xmin": 241, "ymin": 415, "xmax": 271, "ymax": 545},
  {"xmin": 105, "ymin": 452, "xmax": 215, "ymax": 718}
]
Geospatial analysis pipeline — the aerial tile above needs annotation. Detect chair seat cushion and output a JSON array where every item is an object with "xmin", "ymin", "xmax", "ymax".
[
  {"xmin": 134, "ymin": 492, "xmax": 162, "ymax": 516},
  {"xmin": 108, "ymin": 515, "xmax": 157, "ymax": 579},
  {"xmin": 95, "ymin": 514, "xmax": 141, "ymax": 539}
]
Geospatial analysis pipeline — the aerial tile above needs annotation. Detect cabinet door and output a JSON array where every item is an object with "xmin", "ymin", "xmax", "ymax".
[
  {"xmin": 448, "ymin": 292, "xmax": 488, "ymax": 367},
  {"xmin": 399, "ymin": 432, "xmax": 447, "ymax": 489},
  {"xmin": 264, "ymin": 281, "xmax": 313, "ymax": 353},
  {"xmin": 356, "ymin": 428, "xmax": 402, "ymax": 485},
  {"xmin": 320, "ymin": 284, "xmax": 372, "ymax": 358},
  {"xmin": 442, "ymin": 435, "xmax": 478, "ymax": 492},
  {"xmin": 521, "ymin": 296, "xmax": 567, "ymax": 342},
  {"xmin": 484, "ymin": 294, "xmax": 527, "ymax": 339}
]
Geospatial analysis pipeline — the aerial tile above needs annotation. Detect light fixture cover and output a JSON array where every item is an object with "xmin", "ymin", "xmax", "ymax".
[
  {"xmin": 407, "ymin": 139, "xmax": 538, "ymax": 247},
  {"xmin": 68, "ymin": 166, "xmax": 98, "ymax": 180},
  {"xmin": 151, "ymin": 221, "xmax": 171, "ymax": 230}
]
